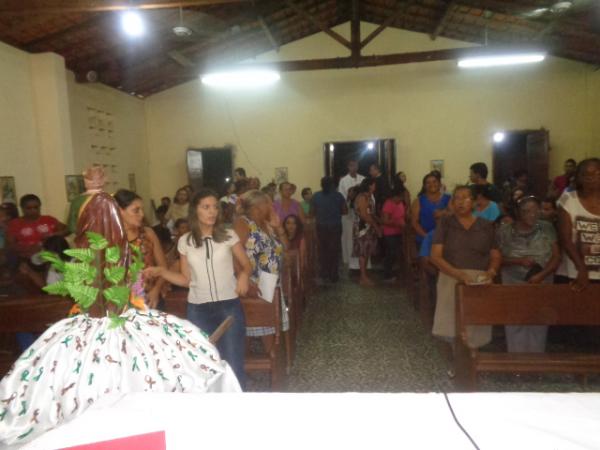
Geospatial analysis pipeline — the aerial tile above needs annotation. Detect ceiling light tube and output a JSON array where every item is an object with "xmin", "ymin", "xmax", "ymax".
[
  {"xmin": 458, "ymin": 52, "xmax": 546, "ymax": 69},
  {"xmin": 201, "ymin": 69, "xmax": 281, "ymax": 89}
]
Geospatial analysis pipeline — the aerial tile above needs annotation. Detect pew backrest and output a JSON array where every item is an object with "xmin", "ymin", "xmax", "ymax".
[
  {"xmin": 0, "ymin": 295, "xmax": 72, "ymax": 333},
  {"xmin": 456, "ymin": 284, "xmax": 600, "ymax": 329}
]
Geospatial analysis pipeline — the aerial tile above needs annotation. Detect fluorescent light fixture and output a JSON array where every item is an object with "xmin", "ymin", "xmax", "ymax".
[
  {"xmin": 367, "ymin": 142, "xmax": 375, "ymax": 150},
  {"xmin": 493, "ymin": 132, "xmax": 505, "ymax": 143},
  {"xmin": 458, "ymin": 53, "xmax": 546, "ymax": 69},
  {"xmin": 121, "ymin": 10, "xmax": 145, "ymax": 37},
  {"xmin": 201, "ymin": 69, "xmax": 280, "ymax": 89}
]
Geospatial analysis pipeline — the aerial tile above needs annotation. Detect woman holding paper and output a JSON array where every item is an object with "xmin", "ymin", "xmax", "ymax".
[
  {"xmin": 144, "ymin": 189, "xmax": 251, "ymax": 387},
  {"xmin": 233, "ymin": 190, "xmax": 288, "ymax": 339},
  {"xmin": 430, "ymin": 185, "xmax": 501, "ymax": 376}
]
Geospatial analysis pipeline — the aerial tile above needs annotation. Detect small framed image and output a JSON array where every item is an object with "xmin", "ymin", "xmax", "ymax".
[
  {"xmin": 128, "ymin": 173, "xmax": 137, "ymax": 192},
  {"xmin": 0, "ymin": 176, "xmax": 16, "ymax": 203},
  {"xmin": 65, "ymin": 175, "xmax": 85, "ymax": 202},
  {"xmin": 274, "ymin": 167, "xmax": 288, "ymax": 186},
  {"xmin": 430, "ymin": 159, "xmax": 444, "ymax": 178}
]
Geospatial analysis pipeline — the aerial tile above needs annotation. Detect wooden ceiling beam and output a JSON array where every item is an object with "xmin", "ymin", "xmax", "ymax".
[
  {"xmin": 350, "ymin": 0, "xmax": 360, "ymax": 60},
  {"xmin": 430, "ymin": 0, "xmax": 456, "ymax": 40},
  {"xmin": 192, "ymin": 47, "xmax": 472, "ymax": 74},
  {"xmin": 258, "ymin": 15, "xmax": 279, "ymax": 51},
  {"xmin": 284, "ymin": 0, "xmax": 351, "ymax": 50},
  {"xmin": 0, "ymin": 0, "xmax": 251, "ymax": 15},
  {"xmin": 360, "ymin": 1, "xmax": 414, "ymax": 50}
]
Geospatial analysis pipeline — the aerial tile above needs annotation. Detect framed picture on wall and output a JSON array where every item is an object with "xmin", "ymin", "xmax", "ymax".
[
  {"xmin": 430, "ymin": 160, "xmax": 445, "ymax": 178},
  {"xmin": 128, "ymin": 173, "xmax": 137, "ymax": 192},
  {"xmin": 65, "ymin": 175, "xmax": 85, "ymax": 202},
  {"xmin": 274, "ymin": 167, "xmax": 288, "ymax": 186},
  {"xmin": 0, "ymin": 177, "xmax": 16, "ymax": 204}
]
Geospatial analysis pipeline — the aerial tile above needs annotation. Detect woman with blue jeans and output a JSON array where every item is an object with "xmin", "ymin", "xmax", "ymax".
[{"xmin": 145, "ymin": 189, "xmax": 251, "ymax": 388}]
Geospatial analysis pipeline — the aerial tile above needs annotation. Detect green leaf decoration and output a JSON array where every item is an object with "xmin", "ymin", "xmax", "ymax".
[
  {"xmin": 63, "ymin": 248, "xmax": 95, "ymax": 264},
  {"xmin": 103, "ymin": 286, "xmax": 130, "ymax": 309},
  {"xmin": 42, "ymin": 281, "xmax": 69, "ymax": 296},
  {"xmin": 66, "ymin": 284, "xmax": 99, "ymax": 309},
  {"xmin": 39, "ymin": 251, "xmax": 66, "ymax": 272},
  {"xmin": 63, "ymin": 262, "xmax": 97, "ymax": 284},
  {"xmin": 108, "ymin": 312, "xmax": 127, "ymax": 329},
  {"xmin": 86, "ymin": 231, "xmax": 108, "ymax": 251},
  {"xmin": 105, "ymin": 246, "xmax": 121, "ymax": 264},
  {"xmin": 104, "ymin": 266, "xmax": 126, "ymax": 285}
]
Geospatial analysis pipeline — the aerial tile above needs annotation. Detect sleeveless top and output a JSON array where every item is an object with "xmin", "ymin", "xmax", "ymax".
[
  {"xmin": 241, "ymin": 216, "xmax": 283, "ymax": 283},
  {"xmin": 273, "ymin": 199, "xmax": 301, "ymax": 222},
  {"xmin": 417, "ymin": 193, "xmax": 451, "ymax": 244},
  {"xmin": 557, "ymin": 191, "xmax": 600, "ymax": 280}
]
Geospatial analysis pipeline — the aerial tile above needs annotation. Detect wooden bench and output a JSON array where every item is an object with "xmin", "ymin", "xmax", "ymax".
[
  {"xmin": 0, "ymin": 294, "xmax": 73, "ymax": 376},
  {"xmin": 241, "ymin": 290, "xmax": 283, "ymax": 390},
  {"xmin": 455, "ymin": 284, "xmax": 600, "ymax": 391},
  {"xmin": 163, "ymin": 289, "xmax": 188, "ymax": 318}
]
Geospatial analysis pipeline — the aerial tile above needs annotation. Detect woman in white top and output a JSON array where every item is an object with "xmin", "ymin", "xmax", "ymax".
[
  {"xmin": 557, "ymin": 158, "xmax": 600, "ymax": 291},
  {"xmin": 145, "ymin": 189, "xmax": 251, "ymax": 387}
]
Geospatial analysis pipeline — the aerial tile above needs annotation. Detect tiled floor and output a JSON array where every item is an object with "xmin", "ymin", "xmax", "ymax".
[{"xmin": 248, "ymin": 273, "xmax": 600, "ymax": 393}]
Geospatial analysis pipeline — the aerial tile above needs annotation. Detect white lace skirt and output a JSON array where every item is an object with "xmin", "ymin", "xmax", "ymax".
[{"xmin": 0, "ymin": 309, "xmax": 240, "ymax": 446}]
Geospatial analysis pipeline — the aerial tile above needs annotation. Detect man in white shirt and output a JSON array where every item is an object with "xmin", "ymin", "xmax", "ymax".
[{"xmin": 338, "ymin": 159, "xmax": 365, "ymax": 270}]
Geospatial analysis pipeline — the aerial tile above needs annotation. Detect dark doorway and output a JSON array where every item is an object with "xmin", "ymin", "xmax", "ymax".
[
  {"xmin": 186, "ymin": 147, "xmax": 233, "ymax": 195},
  {"xmin": 324, "ymin": 139, "xmax": 396, "ymax": 187},
  {"xmin": 492, "ymin": 129, "xmax": 549, "ymax": 198}
]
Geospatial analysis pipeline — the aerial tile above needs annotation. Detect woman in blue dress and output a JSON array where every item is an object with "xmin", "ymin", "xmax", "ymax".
[{"xmin": 411, "ymin": 173, "xmax": 451, "ymax": 249}]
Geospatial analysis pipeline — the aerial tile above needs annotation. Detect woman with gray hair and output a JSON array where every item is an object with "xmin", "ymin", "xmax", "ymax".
[
  {"xmin": 497, "ymin": 196, "xmax": 560, "ymax": 352},
  {"xmin": 234, "ymin": 190, "xmax": 289, "ymax": 340}
]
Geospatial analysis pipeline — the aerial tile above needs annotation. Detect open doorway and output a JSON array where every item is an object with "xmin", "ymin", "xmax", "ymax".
[
  {"xmin": 492, "ymin": 129, "xmax": 549, "ymax": 198},
  {"xmin": 324, "ymin": 139, "xmax": 396, "ymax": 186},
  {"xmin": 186, "ymin": 147, "xmax": 233, "ymax": 195}
]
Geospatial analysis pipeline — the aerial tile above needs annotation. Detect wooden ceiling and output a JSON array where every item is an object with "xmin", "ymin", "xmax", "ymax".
[{"xmin": 1, "ymin": 0, "xmax": 599, "ymax": 97}]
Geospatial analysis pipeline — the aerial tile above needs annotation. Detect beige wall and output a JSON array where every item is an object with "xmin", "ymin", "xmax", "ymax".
[
  {"xmin": 0, "ymin": 40, "xmax": 150, "ymax": 221},
  {"xmin": 67, "ymin": 74, "xmax": 151, "ymax": 207},
  {"xmin": 145, "ymin": 22, "xmax": 598, "ymax": 198},
  {"xmin": 0, "ymin": 42, "xmax": 45, "ymax": 205},
  {"xmin": 1, "ymin": 23, "xmax": 598, "ymax": 217},
  {"xmin": 30, "ymin": 52, "xmax": 76, "ymax": 218}
]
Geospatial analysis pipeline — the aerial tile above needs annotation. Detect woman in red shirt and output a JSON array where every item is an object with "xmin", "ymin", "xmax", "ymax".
[{"xmin": 6, "ymin": 194, "xmax": 66, "ymax": 259}]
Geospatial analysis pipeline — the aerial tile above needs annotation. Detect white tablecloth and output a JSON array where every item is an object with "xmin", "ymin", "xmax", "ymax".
[{"xmin": 4, "ymin": 392, "xmax": 600, "ymax": 450}]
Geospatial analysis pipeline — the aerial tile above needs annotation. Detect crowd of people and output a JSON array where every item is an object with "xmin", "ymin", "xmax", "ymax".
[{"xmin": 0, "ymin": 156, "xmax": 598, "ymax": 385}]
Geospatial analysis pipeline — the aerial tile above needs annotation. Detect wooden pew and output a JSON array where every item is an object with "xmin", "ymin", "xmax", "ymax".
[
  {"xmin": 0, "ymin": 294, "xmax": 73, "ymax": 376},
  {"xmin": 455, "ymin": 284, "xmax": 600, "ymax": 391},
  {"xmin": 241, "ymin": 290, "xmax": 283, "ymax": 390},
  {"xmin": 282, "ymin": 250, "xmax": 304, "ymax": 374},
  {"xmin": 163, "ymin": 289, "xmax": 188, "ymax": 318},
  {"xmin": 416, "ymin": 262, "xmax": 437, "ymax": 328},
  {"xmin": 403, "ymin": 224, "xmax": 421, "ymax": 311},
  {"xmin": 302, "ymin": 219, "xmax": 318, "ymax": 295}
]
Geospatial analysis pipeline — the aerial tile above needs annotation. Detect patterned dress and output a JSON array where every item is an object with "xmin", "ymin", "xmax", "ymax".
[
  {"xmin": 352, "ymin": 194, "xmax": 378, "ymax": 258},
  {"xmin": 128, "ymin": 227, "xmax": 156, "ymax": 302},
  {"xmin": 241, "ymin": 216, "xmax": 288, "ymax": 336}
]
